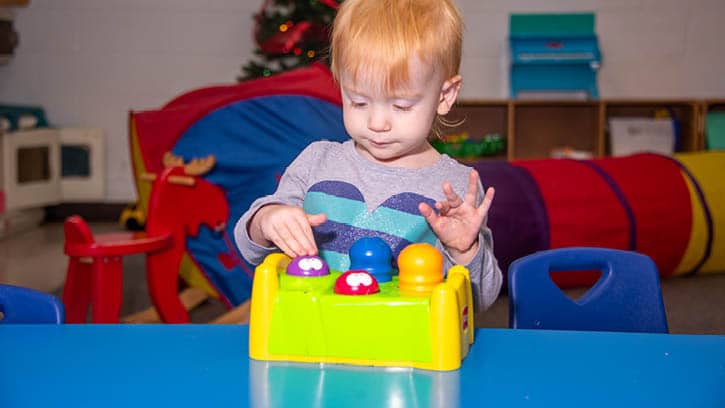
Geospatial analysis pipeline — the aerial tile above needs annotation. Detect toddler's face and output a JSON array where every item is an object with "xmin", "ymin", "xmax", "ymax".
[{"xmin": 340, "ymin": 57, "xmax": 453, "ymax": 168}]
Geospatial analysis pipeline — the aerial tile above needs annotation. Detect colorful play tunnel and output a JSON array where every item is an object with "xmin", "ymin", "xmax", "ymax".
[{"xmin": 475, "ymin": 151, "xmax": 725, "ymax": 287}]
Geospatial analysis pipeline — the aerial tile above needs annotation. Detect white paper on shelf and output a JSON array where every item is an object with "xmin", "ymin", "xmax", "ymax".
[{"xmin": 609, "ymin": 117, "xmax": 675, "ymax": 156}]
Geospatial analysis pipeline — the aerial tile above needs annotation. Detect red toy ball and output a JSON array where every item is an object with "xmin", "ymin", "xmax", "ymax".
[{"xmin": 334, "ymin": 270, "xmax": 380, "ymax": 295}]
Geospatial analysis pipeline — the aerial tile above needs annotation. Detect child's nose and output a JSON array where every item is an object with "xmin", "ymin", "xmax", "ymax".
[{"xmin": 367, "ymin": 108, "xmax": 391, "ymax": 132}]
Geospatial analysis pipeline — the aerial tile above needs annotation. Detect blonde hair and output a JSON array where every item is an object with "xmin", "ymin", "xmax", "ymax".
[{"xmin": 330, "ymin": 0, "xmax": 463, "ymax": 95}]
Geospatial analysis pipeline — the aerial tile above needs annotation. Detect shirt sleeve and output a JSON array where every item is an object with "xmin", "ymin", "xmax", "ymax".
[{"xmin": 233, "ymin": 144, "xmax": 320, "ymax": 265}]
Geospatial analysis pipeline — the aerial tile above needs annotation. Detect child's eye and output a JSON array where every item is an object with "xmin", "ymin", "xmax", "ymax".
[
  {"xmin": 393, "ymin": 104, "xmax": 413, "ymax": 112},
  {"xmin": 351, "ymin": 101, "xmax": 367, "ymax": 109}
]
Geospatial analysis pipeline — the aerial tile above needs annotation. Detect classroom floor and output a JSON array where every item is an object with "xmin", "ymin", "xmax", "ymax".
[{"xmin": 1, "ymin": 221, "xmax": 724, "ymax": 333}]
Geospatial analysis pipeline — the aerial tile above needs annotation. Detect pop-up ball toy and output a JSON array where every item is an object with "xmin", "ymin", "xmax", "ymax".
[{"xmin": 249, "ymin": 239, "xmax": 475, "ymax": 371}]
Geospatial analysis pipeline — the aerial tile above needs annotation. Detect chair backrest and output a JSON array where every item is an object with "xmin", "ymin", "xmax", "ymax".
[
  {"xmin": 0, "ymin": 284, "xmax": 65, "ymax": 324},
  {"xmin": 64, "ymin": 215, "xmax": 96, "ymax": 246},
  {"xmin": 508, "ymin": 247, "xmax": 668, "ymax": 333}
]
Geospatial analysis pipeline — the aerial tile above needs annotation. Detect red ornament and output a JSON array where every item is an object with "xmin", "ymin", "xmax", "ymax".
[
  {"xmin": 259, "ymin": 21, "xmax": 311, "ymax": 54},
  {"xmin": 318, "ymin": 0, "xmax": 339, "ymax": 9}
]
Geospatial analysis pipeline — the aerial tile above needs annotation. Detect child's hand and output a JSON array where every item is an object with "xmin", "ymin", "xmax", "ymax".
[
  {"xmin": 249, "ymin": 204, "xmax": 327, "ymax": 258},
  {"xmin": 418, "ymin": 170, "xmax": 495, "ymax": 264}
]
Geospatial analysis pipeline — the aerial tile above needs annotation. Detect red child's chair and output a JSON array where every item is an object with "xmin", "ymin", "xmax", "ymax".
[
  {"xmin": 62, "ymin": 216, "xmax": 172, "ymax": 323},
  {"xmin": 62, "ymin": 153, "xmax": 229, "ymax": 323}
]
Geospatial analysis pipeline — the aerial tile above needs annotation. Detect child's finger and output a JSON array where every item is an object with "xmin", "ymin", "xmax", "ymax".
[
  {"xmin": 477, "ymin": 187, "xmax": 495, "ymax": 217},
  {"xmin": 442, "ymin": 181, "xmax": 463, "ymax": 207},
  {"xmin": 306, "ymin": 212, "xmax": 327, "ymax": 227},
  {"xmin": 270, "ymin": 228, "xmax": 296, "ymax": 258},
  {"xmin": 464, "ymin": 170, "xmax": 480, "ymax": 204},
  {"xmin": 294, "ymin": 217, "xmax": 319, "ymax": 255},
  {"xmin": 276, "ymin": 224, "xmax": 304, "ymax": 257},
  {"xmin": 435, "ymin": 200, "xmax": 451, "ymax": 215},
  {"xmin": 278, "ymin": 221, "xmax": 312, "ymax": 257},
  {"xmin": 419, "ymin": 202, "xmax": 439, "ymax": 224}
]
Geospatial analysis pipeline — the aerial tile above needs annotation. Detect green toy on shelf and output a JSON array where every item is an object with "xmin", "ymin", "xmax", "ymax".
[{"xmin": 432, "ymin": 132, "xmax": 505, "ymax": 158}]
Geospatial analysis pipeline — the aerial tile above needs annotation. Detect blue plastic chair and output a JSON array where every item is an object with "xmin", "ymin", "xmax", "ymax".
[
  {"xmin": 508, "ymin": 247, "xmax": 668, "ymax": 333},
  {"xmin": 0, "ymin": 284, "xmax": 65, "ymax": 324}
]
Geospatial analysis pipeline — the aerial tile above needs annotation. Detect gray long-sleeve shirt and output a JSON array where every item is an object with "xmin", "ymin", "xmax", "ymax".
[{"xmin": 234, "ymin": 140, "xmax": 502, "ymax": 311}]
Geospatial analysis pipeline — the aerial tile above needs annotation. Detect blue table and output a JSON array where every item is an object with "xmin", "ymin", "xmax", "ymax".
[{"xmin": 1, "ymin": 325, "xmax": 723, "ymax": 407}]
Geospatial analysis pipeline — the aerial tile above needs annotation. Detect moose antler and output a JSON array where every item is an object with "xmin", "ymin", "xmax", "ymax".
[
  {"xmin": 142, "ymin": 152, "xmax": 216, "ymax": 186},
  {"xmin": 162, "ymin": 152, "xmax": 185, "ymax": 168},
  {"xmin": 184, "ymin": 155, "xmax": 216, "ymax": 176}
]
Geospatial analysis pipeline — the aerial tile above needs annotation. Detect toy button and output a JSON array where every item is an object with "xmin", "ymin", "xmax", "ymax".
[
  {"xmin": 349, "ymin": 237, "xmax": 393, "ymax": 282},
  {"xmin": 334, "ymin": 270, "xmax": 380, "ymax": 295},
  {"xmin": 286, "ymin": 255, "xmax": 330, "ymax": 277},
  {"xmin": 397, "ymin": 243, "xmax": 443, "ymax": 295}
]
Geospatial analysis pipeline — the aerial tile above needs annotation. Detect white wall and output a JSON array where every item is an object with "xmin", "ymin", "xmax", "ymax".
[
  {"xmin": 456, "ymin": 0, "xmax": 725, "ymax": 100},
  {"xmin": 1, "ymin": 0, "xmax": 724, "ymax": 202}
]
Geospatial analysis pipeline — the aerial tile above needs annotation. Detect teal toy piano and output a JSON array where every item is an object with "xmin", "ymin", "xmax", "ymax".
[{"xmin": 509, "ymin": 13, "xmax": 601, "ymax": 99}]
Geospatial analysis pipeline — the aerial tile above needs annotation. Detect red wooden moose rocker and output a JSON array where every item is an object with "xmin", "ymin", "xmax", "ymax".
[{"xmin": 63, "ymin": 153, "xmax": 229, "ymax": 323}]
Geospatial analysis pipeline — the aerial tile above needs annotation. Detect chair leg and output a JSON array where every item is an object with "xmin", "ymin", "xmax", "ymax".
[
  {"xmin": 90, "ymin": 256, "xmax": 123, "ymax": 323},
  {"xmin": 62, "ymin": 258, "xmax": 92, "ymax": 323}
]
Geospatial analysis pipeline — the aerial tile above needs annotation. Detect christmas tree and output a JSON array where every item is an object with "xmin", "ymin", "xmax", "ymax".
[{"xmin": 240, "ymin": 0, "xmax": 341, "ymax": 81}]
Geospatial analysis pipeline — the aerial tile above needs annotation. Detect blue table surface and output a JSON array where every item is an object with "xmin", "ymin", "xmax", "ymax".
[{"xmin": 1, "ymin": 325, "xmax": 723, "ymax": 407}]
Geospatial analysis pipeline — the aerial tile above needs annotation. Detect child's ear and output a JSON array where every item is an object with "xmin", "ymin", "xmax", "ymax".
[{"xmin": 437, "ymin": 75, "xmax": 462, "ymax": 115}]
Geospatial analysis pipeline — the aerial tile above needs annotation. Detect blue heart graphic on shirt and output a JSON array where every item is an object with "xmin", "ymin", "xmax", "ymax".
[{"xmin": 303, "ymin": 180, "xmax": 437, "ymax": 271}]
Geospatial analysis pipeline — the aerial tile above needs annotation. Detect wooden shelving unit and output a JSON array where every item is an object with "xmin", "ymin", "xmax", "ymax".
[
  {"xmin": 511, "ymin": 100, "xmax": 602, "ymax": 159},
  {"xmin": 0, "ymin": 0, "xmax": 29, "ymax": 6},
  {"xmin": 447, "ymin": 99, "xmax": 709, "ymax": 161}
]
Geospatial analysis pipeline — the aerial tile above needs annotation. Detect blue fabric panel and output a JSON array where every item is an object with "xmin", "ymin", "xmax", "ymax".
[{"xmin": 173, "ymin": 95, "xmax": 349, "ymax": 306}]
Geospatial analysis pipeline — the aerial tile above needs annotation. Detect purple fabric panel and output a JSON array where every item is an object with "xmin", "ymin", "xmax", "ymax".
[{"xmin": 472, "ymin": 160, "xmax": 550, "ymax": 275}]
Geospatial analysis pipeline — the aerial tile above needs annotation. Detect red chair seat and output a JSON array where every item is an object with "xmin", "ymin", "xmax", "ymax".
[{"xmin": 64, "ymin": 232, "xmax": 172, "ymax": 258}]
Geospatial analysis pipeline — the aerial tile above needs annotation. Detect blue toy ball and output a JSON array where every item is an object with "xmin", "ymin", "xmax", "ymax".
[{"xmin": 349, "ymin": 237, "xmax": 394, "ymax": 282}]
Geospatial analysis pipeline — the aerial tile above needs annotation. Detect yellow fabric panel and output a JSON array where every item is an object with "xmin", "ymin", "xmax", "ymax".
[
  {"xmin": 674, "ymin": 152, "xmax": 725, "ymax": 274},
  {"xmin": 129, "ymin": 120, "xmax": 151, "ymax": 216},
  {"xmin": 179, "ymin": 253, "xmax": 219, "ymax": 299},
  {"xmin": 672, "ymin": 170, "xmax": 707, "ymax": 275}
]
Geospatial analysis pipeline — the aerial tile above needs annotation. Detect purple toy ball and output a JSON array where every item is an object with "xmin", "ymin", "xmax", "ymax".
[{"xmin": 286, "ymin": 255, "xmax": 330, "ymax": 277}]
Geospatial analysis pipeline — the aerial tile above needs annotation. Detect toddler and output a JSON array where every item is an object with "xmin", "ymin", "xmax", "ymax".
[{"xmin": 235, "ymin": 0, "xmax": 502, "ymax": 311}]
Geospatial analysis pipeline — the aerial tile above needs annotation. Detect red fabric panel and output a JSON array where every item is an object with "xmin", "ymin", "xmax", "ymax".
[
  {"xmin": 514, "ymin": 159, "xmax": 631, "ymax": 249},
  {"xmin": 514, "ymin": 159, "xmax": 631, "ymax": 288},
  {"xmin": 163, "ymin": 62, "xmax": 341, "ymax": 109},
  {"xmin": 130, "ymin": 63, "xmax": 342, "ymax": 174},
  {"xmin": 592, "ymin": 154, "xmax": 691, "ymax": 276}
]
